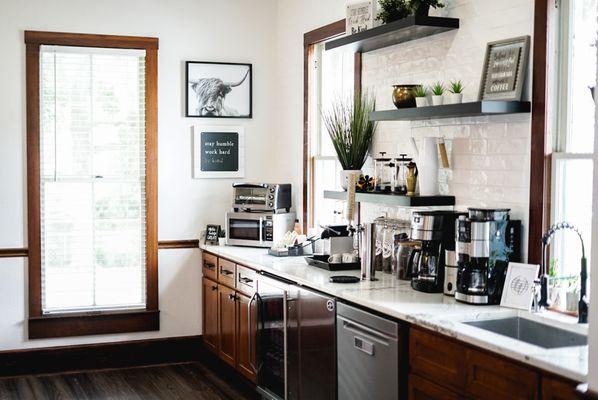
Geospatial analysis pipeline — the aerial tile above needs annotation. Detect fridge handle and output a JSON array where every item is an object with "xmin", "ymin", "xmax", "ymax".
[{"xmin": 248, "ymin": 291, "xmax": 258, "ymax": 372}]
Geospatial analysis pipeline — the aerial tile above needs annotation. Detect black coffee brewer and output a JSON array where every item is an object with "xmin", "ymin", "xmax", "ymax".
[
  {"xmin": 409, "ymin": 211, "xmax": 464, "ymax": 293},
  {"xmin": 455, "ymin": 208, "xmax": 521, "ymax": 305}
]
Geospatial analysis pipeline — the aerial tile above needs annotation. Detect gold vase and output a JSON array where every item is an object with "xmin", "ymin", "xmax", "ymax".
[{"xmin": 392, "ymin": 85, "xmax": 418, "ymax": 109}]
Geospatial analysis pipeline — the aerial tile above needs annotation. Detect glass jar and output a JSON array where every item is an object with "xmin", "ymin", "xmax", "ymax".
[
  {"xmin": 374, "ymin": 153, "xmax": 393, "ymax": 192},
  {"xmin": 394, "ymin": 154, "xmax": 412, "ymax": 195}
]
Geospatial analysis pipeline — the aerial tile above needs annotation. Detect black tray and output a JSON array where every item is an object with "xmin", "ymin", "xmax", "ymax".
[{"xmin": 305, "ymin": 255, "xmax": 361, "ymax": 271}]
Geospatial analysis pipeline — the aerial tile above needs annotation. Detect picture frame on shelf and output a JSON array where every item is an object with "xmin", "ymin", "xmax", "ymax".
[
  {"xmin": 478, "ymin": 36, "xmax": 530, "ymax": 101},
  {"xmin": 185, "ymin": 61, "xmax": 252, "ymax": 118},
  {"xmin": 346, "ymin": 1, "xmax": 379, "ymax": 35},
  {"xmin": 193, "ymin": 125, "xmax": 245, "ymax": 179}
]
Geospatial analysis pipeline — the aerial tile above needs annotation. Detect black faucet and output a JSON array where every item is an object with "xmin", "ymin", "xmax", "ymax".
[{"xmin": 540, "ymin": 222, "xmax": 588, "ymax": 324}]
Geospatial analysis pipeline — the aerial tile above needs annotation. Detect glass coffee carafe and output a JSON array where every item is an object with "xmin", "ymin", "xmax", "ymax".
[
  {"xmin": 394, "ymin": 154, "xmax": 412, "ymax": 195},
  {"xmin": 374, "ymin": 152, "xmax": 393, "ymax": 192}
]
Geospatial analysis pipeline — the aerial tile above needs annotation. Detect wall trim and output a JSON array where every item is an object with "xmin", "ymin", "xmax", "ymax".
[
  {"xmin": 0, "ymin": 248, "xmax": 28, "ymax": 258},
  {"xmin": 0, "ymin": 335, "xmax": 203, "ymax": 378},
  {"xmin": 158, "ymin": 239, "xmax": 200, "ymax": 249}
]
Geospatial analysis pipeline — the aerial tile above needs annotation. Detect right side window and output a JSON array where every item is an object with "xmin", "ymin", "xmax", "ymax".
[{"xmin": 550, "ymin": 0, "xmax": 597, "ymax": 311}]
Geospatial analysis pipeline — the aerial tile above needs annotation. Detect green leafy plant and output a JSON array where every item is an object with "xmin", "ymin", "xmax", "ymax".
[
  {"xmin": 409, "ymin": 0, "xmax": 445, "ymax": 15},
  {"xmin": 414, "ymin": 85, "xmax": 428, "ymax": 97},
  {"xmin": 449, "ymin": 80, "xmax": 464, "ymax": 94},
  {"xmin": 376, "ymin": 0, "xmax": 411, "ymax": 24},
  {"xmin": 431, "ymin": 82, "xmax": 445, "ymax": 96},
  {"xmin": 322, "ymin": 93, "xmax": 377, "ymax": 170}
]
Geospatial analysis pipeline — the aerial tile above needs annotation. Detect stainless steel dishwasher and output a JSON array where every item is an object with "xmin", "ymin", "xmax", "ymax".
[{"xmin": 337, "ymin": 302, "xmax": 400, "ymax": 400}]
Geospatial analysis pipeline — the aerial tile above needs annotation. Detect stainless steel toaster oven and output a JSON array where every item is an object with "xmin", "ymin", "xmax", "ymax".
[{"xmin": 232, "ymin": 183, "xmax": 291, "ymax": 212}]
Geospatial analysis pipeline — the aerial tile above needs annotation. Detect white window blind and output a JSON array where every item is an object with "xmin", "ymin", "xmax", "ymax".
[{"xmin": 39, "ymin": 45, "xmax": 147, "ymax": 314}]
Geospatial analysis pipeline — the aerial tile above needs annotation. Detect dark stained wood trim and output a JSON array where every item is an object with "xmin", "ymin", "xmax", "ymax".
[
  {"xmin": 303, "ymin": 20, "xmax": 347, "ymax": 233},
  {"xmin": 25, "ymin": 32, "xmax": 160, "ymax": 338},
  {"xmin": 354, "ymin": 52, "xmax": 362, "ymax": 96},
  {"xmin": 28, "ymin": 310, "xmax": 159, "ymax": 339},
  {"xmin": 0, "ymin": 335, "xmax": 201, "ymax": 378},
  {"xmin": 0, "ymin": 248, "xmax": 29, "ymax": 258},
  {"xmin": 24, "ymin": 30, "xmax": 158, "ymax": 49},
  {"xmin": 528, "ymin": 0, "xmax": 550, "ymax": 264},
  {"xmin": 158, "ymin": 239, "xmax": 200, "ymax": 249}
]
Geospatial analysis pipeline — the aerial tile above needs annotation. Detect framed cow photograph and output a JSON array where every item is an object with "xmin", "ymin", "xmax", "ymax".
[{"xmin": 185, "ymin": 61, "xmax": 252, "ymax": 118}]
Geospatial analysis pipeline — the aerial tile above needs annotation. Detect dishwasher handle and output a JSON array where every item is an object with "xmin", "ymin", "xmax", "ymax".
[{"xmin": 338, "ymin": 315, "xmax": 398, "ymax": 342}]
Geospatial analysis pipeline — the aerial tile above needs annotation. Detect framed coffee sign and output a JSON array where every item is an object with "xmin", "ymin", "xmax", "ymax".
[
  {"xmin": 478, "ymin": 36, "xmax": 530, "ymax": 101},
  {"xmin": 193, "ymin": 125, "xmax": 245, "ymax": 178}
]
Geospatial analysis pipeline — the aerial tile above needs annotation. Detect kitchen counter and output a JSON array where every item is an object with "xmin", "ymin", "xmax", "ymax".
[{"xmin": 200, "ymin": 244, "xmax": 588, "ymax": 383}]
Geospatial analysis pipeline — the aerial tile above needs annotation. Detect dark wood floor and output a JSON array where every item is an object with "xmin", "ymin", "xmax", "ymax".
[{"xmin": 0, "ymin": 362, "xmax": 259, "ymax": 400}]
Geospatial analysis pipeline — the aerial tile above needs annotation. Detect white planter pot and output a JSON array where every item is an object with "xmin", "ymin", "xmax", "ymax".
[
  {"xmin": 415, "ymin": 97, "xmax": 429, "ymax": 107},
  {"xmin": 340, "ymin": 170, "xmax": 361, "ymax": 190},
  {"xmin": 446, "ymin": 93, "xmax": 463, "ymax": 104},
  {"xmin": 431, "ymin": 95, "xmax": 444, "ymax": 106}
]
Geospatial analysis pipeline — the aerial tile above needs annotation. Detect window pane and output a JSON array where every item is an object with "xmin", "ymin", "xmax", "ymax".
[
  {"xmin": 552, "ymin": 158, "xmax": 593, "ymax": 280},
  {"xmin": 40, "ymin": 46, "xmax": 146, "ymax": 313},
  {"xmin": 313, "ymin": 158, "xmax": 344, "ymax": 227},
  {"xmin": 565, "ymin": 0, "xmax": 597, "ymax": 152}
]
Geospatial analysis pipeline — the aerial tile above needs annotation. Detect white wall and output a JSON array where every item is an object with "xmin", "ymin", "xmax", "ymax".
[
  {"xmin": 588, "ymin": 62, "xmax": 598, "ymax": 391},
  {"xmin": 0, "ymin": 0, "xmax": 279, "ymax": 350}
]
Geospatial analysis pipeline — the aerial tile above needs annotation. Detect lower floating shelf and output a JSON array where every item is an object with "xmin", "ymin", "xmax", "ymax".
[{"xmin": 324, "ymin": 190, "xmax": 455, "ymax": 207}]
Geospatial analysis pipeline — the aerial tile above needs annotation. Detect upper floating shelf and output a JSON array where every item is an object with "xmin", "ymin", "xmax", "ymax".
[
  {"xmin": 369, "ymin": 101, "xmax": 531, "ymax": 121},
  {"xmin": 325, "ymin": 16, "xmax": 460, "ymax": 53},
  {"xmin": 324, "ymin": 190, "xmax": 455, "ymax": 207}
]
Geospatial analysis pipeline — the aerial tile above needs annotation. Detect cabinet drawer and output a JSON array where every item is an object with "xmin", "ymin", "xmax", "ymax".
[
  {"xmin": 202, "ymin": 252, "xmax": 217, "ymax": 281},
  {"xmin": 466, "ymin": 348, "xmax": 539, "ymax": 400},
  {"xmin": 218, "ymin": 258, "xmax": 236, "ymax": 288},
  {"xmin": 541, "ymin": 376, "xmax": 579, "ymax": 400},
  {"xmin": 236, "ymin": 265, "xmax": 257, "ymax": 295},
  {"xmin": 409, "ymin": 328, "xmax": 466, "ymax": 393},
  {"xmin": 408, "ymin": 374, "xmax": 462, "ymax": 400}
]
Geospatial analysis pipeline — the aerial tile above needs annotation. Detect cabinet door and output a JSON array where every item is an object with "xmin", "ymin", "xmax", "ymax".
[
  {"xmin": 236, "ymin": 292, "xmax": 257, "ymax": 382},
  {"xmin": 202, "ymin": 277, "xmax": 219, "ymax": 353},
  {"xmin": 218, "ymin": 258, "xmax": 236, "ymax": 288},
  {"xmin": 218, "ymin": 284, "xmax": 237, "ymax": 367},
  {"xmin": 541, "ymin": 376, "xmax": 579, "ymax": 400},
  {"xmin": 408, "ymin": 374, "xmax": 462, "ymax": 400},
  {"xmin": 466, "ymin": 348, "xmax": 539, "ymax": 400}
]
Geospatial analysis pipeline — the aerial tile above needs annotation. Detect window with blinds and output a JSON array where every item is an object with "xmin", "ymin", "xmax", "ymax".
[{"xmin": 39, "ymin": 45, "xmax": 147, "ymax": 314}]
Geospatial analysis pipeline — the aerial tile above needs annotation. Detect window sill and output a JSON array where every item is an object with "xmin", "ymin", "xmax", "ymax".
[{"xmin": 28, "ymin": 309, "xmax": 159, "ymax": 339}]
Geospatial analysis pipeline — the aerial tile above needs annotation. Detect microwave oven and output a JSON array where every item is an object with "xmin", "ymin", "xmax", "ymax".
[{"xmin": 225, "ymin": 211, "xmax": 296, "ymax": 248}]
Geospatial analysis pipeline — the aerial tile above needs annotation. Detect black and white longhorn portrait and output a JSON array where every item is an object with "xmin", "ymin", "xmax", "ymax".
[{"xmin": 186, "ymin": 62, "xmax": 252, "ymax": 118}]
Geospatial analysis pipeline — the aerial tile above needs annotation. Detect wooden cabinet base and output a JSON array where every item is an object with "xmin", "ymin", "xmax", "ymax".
[
  {"xmin": 202, "ymin": 278, "xmax": 218, "ymax": 353},
  {"xmin": 218, "ymin": 284, "xmax": 237, "ymax": 367},
  {"xmin": 408, "ymin": 374, "xmax": 461, "ymax": 400}
]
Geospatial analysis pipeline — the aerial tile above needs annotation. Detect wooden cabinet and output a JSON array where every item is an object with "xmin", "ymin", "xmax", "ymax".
[
  {"xmin": 236, "ymin": 292, "xmax": 257, "ymax": 381},
  {"xmin": 201, "ymin": 251, "xmax": 257, "ymax": 383},
  {"xmin": 408, "ymin": 374, "xmax": 462, "ymax": 400},
  {"xmin": 218, "ymin": 284, "xmax": 237, "ymax": 367},
  {"xmin": 202, "ymin": 278, "xmax": 219, "ymax": 353},
  {"xmin": 541, "ymin": 376, "xmax": 579, "ymax": 400},
  {"xmin": 466, "ymin": 347, "xmax": 539, "ymax": 400}
]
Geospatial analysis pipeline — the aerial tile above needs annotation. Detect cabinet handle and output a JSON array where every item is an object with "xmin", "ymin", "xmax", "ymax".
[
  {"xmin": 211, "ymin": 285, "xmax": 217, "ymax": 291},
  {"xmin": 228, "ymin": 293, "xmax": 237, "ymax": 301},
  {"xmin": 204, "ymin": 263, "xmax": 215, "ymax": 270},
  {"xmin": 240, "ymin": 276, "xmax": 254, "ymax": 284},
  {"xmin": 221, "ymin": 269, "xmax": 234, "ymax": 276},
  {"xmin": 248, "ymin": 291, "xmax": 258, "ymax": 371}
]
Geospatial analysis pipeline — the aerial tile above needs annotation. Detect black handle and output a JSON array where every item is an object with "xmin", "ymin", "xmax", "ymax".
[
  {"xmin": 205, "ymin": 263, "xmax": 215, "ymax": 270},
  {"xmin": 211, "ymin": 285, "xmax": 217, "ymax": 291},
  {"xmin": 240, "ymin": 276, "xmax": 254, "ymax": 284},
  {"xmin": 228, "ymin": 293, "xmax": 237, "ymax": 301},
  {"xmin": 221, "ymin": 269, "xmax": 234, "ymax": 276}
]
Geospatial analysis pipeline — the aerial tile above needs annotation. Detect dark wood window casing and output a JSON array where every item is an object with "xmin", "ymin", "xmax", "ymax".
[{"xmin": 24, "ymin": 31, "xmax": 159, "ymax": 339}]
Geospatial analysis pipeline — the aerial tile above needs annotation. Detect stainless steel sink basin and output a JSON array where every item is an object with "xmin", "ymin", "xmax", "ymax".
[{"xmin": 464, "ymin": 317, "xmax": 587, "ymax": 349}]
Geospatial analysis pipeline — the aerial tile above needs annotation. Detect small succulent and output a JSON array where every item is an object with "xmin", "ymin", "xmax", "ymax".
[
  {"xmin": 449, "ymin": 80, "xmax": 464, "ymax": 94},
  {"xmin": 414, "ymin": 85, "xmax": 428, "ymax": 97},
  {"xmin": 431, "ymin": 82, "xmax": 445, "ymax": 96}
]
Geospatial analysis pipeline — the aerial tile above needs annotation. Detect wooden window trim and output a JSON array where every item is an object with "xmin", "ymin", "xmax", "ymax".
[
  {"xmin": 303, "ymin": 20, "xmax": 362, "ymax": 233},
  {"xmin": 24, "ymin": 31, "xmax": 159, "ymax": 339}
]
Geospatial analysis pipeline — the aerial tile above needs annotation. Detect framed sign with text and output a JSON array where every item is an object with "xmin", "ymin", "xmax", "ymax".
[
  {"xmin": 193, "ymin": 125, "xmax": 245, "ymax": 179},
  {"xmin": 478, "ymin": 36, "xmax": 530, "ymax": 101}
]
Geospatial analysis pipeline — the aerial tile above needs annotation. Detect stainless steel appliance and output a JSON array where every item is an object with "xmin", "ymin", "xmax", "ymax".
[
  {"xmin": 337, "ymin": 303, "xmax": 402, "ymax": 400},
  {"xmin": 225, "ymin": 211, "xmax": 295, "ymax": 248},
  {"xmin": 255, "ymin": 272, "xmax": 336, "ymax": 400},
  {"xmin": 233, "ymin": 183, "xmax": 292, "ymax": 212},
  {"xmin": 410, "ymin": 211, "xmax": 463, "ymax": 293},
  {"xmin": 455, "ymin": 208, "xmax": 521, "ymax": 305},
  {"xmin": 444, "ymin": 250, "xmax": 458, "ymax": 296}
]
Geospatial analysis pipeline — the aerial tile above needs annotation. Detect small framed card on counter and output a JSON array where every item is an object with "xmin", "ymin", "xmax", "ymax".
[{"xmin": 205, "ymin": 225, "xmax": 221, "ymax": 245}]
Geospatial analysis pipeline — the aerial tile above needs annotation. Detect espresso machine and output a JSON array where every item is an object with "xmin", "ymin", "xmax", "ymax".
[
  {"xmin": 409, "ymin": 211, "xmax": 464, "ymax": 293},
  {"xmin": 455, "ymin": 208, "xmax": 521, "ymax": 305}
]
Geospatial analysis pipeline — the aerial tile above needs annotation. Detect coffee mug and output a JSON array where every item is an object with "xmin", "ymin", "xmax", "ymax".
[{"xmin": 342, "ymin": 252, "xmax": 358, "ymax": 263}]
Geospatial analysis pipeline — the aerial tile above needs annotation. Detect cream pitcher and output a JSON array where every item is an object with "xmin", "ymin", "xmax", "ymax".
[{"xmin": 409, "ymin": 137, "xmax": 439, "ymax": 196}]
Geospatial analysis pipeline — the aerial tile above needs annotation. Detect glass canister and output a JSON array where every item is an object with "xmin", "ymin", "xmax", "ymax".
[
  {"xmin": 394, "ymin": 154, "xmax": 412, "ymax": 195},
  {"xmin": 373, "ymin": 217, "xmax": 386, "ymax": 271},
  {"xmin": 382, "ymin": 221, "xmax": 396, "ymax": 273},
  {"xmin": 390, "ymin": 220, "xmax": 410, "ymax": 274},
  {"xmin": 374, "ymin": 152, "xmax": 393, "ymax": 192}
]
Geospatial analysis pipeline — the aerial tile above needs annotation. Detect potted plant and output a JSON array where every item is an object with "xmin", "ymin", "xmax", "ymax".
[
  {"xmin": 447, "ymin": 80, "xmax": 464, "ymax": 104},
  {"xmin": 414, "ymin": 85, "xmax": 428, "ymax": 107},
  {"xmin": 323, "ymin": 93, "xmax": 377, "ymax": 190},
  {"xmin": 430, "ymin": 82, "xmax": 445, "ymax": 106},
  {"xmin": 410, "ymin": 0, "xmax": 445, "ymax": 16},
  {"xmin": 376, "ymin": 0, "xmax": 411, "ymax": 24}
]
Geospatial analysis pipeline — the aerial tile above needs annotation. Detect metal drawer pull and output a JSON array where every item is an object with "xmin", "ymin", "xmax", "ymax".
[
  {"xmin": 228, "ymin": 293, "xmax": 237, "ymax": 301},
  {"xmin": 211, "ymin": 285, "xmax": 217, "ymax": 291},
  {"xmin": 221, "ymin": 269, "xmax": 234, "ymax": 275},
  {"xmin": 204, "ymin": 263, "xmax": 215, "ymax": 270},
  {"xmin": 240, "ymin": 276, "xmax": 254, "ymax": 284}
]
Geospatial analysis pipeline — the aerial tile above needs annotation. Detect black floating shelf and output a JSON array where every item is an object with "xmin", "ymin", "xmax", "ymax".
[
  {"xmin": 369, "ymin": 101, "xmax": 531, "ymax": 121},
  {"xmin": 325, "ymin": 16, "xmax": 459, "ymax": 53},
  {"xmin": 324, "ymin": 190, "xmax": 455, "ymax": 207}
]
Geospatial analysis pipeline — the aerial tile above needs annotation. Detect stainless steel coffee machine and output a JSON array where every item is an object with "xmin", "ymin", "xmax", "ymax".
[
  {"xmin": 455, "ymin": 208, "xmax": 521, "ymax": 305},
  {"xmin": 409, "ymin": 211, "xmax": 463, "ymax": 293}
]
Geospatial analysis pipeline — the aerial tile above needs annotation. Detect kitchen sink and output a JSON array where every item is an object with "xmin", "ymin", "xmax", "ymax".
[{"xmin": 464, "ymin": 317, "xmax": 587, "ymax": 349}]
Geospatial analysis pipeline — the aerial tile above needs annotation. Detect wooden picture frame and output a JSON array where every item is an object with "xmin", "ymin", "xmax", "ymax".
[
  {"xmin": 185, "ymin": 61, "xmax": 252, "ymax": 118},
  {"xmin": 478, "ymin": 36, "xmax": 530, "ymax": 101}
]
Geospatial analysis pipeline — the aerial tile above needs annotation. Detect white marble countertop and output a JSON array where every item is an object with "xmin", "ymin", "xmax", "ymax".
[{"xmin": 200, "ymin": 244, "xmax": 588, "ymax": 382}]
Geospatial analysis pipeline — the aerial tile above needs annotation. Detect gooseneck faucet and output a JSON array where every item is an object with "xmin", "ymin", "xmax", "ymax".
[{"xmin": 539, "ymin": 222, "xmax": 588, "ymax": 324}]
